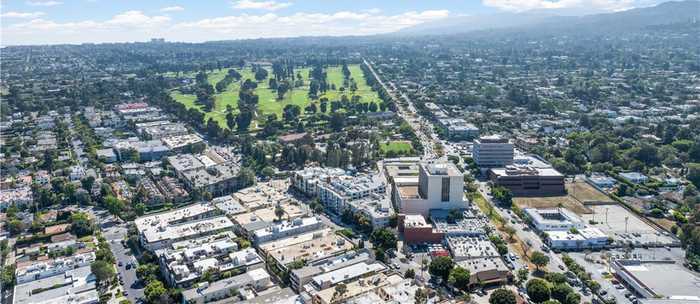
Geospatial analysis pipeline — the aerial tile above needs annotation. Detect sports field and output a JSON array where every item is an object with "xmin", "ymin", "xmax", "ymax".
[
  {"xmin": 380, "ymin": 141, "xmax": 415, "ymax": 156},
  {"xmin": 168, "ymin": 64, "xmax": 381, "ymax": 129}
]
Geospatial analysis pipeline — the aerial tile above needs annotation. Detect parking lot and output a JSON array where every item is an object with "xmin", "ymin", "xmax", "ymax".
[
  {"xmin": 581, "ymin": 205, "xmax": 677, "ymax": 246},
  {"xmin": 568, "ymin": 247, "xmax": 686, "ymax": 304}
]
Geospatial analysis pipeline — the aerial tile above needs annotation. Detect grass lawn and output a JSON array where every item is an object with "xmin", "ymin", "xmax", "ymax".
[
  {"xmin": 380, "ymin": 141, "xmax": 414, "ymax": 156},
  {"xmin": 168, "ymin": 64, "xmax": 380, "ymax": 129}
]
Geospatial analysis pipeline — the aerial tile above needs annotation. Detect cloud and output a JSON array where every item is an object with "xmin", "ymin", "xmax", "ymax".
[
  {"xmin": 26, "ymin": 0, "xmax": 62, "ymax": 6},
  {"xmin": 107, "ymin": 10, "xmax": 171, "ymax": 27},
  {"xmin": 9, "ymin": 10, "xmax": 170, "ymax": 31},
  {"xmin": 232, "ymin": 0, "xmax": 292, "ymax": 11},
  {"xmin": 175, "ymin": 10, "xmax": 450, "ymax": 37},
  {"xmin": 1, "ymin": 11, "xmax": 45, "ymax": 18},
  {"xmin": 482, "ymin": 0, "xmax": 636, "ymax": 12},
  {"xmin": 160, "ymin": 6, "xmax": 184, "ymax": 12},
  {"xmin": 363, "ymin": 8, "xmax": 382, "ymax": 14},
  {"xmin": 2, "ymin": 9, "xmax": 449, "ymax": 45}
]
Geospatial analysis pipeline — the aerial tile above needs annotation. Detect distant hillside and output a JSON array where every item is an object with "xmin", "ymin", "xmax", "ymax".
[{"xmin": 395, "ymin": 0, "xmax": 700, "ymax": 36}]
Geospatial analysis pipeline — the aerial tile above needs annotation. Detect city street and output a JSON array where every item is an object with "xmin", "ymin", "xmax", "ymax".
[
  {"xmin": 477, "ymin": 182, "xmax": 568, "ymax": 273},
  {"xmin": 99, "ymin": 215, "xmax": 144, "ymax": 303},
  {"xmin": 363, "ymin": 58, "xmax": 437, "ymax": 159}
]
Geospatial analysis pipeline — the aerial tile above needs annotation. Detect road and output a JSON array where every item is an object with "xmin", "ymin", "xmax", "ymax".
[
  {"xmin": 476, "ymin": 183, "xmax": 597, "ymax": 303},
  {"xmin": 99, "ymin": 215, "xmax": 144, "ymax": 303},
  {"xmin": 362, "ymin": 58, "xmax": 438, "ymax": 159}
]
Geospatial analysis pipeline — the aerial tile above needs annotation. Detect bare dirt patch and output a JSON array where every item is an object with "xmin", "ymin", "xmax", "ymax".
[{"xmin": 514, "ymin": 195, "xmax": 592, "ymax": 215}]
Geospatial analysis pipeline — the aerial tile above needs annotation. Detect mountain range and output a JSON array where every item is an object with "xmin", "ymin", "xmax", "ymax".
[{"xmin": 395, "ymin": 0, "xmax": 699, "ymax": 36}]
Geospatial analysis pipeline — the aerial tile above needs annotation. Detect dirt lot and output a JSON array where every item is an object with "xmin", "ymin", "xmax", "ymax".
[
  {"xmin": 514, "ymin": 195, "xmax": 591, "ymax": 214},
  {"xmin": 649, "ymin": 217, "xmax": 676, "ymax": 232},
  {"xmin": 514, "ymin": 181, "xmax": 613, "ymax": 215},
  {"xmin": 566, "ymin": 181, "xmax": 615, "ymax": 203}
]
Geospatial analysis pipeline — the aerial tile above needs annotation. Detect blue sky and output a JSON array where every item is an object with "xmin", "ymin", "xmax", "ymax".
[{"xmin": 1, "ymin": 0, "xmax": 663, "ymax": 45}]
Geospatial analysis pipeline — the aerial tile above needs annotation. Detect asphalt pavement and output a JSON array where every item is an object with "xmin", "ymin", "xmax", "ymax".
[{"xmin": 101, "ymin": 218, "xmax": 144, "ymax": 303}]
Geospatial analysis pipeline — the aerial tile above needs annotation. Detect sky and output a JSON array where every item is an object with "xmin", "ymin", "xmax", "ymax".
[{"xmin": 0, "ymin": 0, "xmax": 664, "ymax": 46}]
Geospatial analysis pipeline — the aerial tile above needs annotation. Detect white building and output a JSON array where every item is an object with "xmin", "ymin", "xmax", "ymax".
[
  {"xmin": 525, "ymin": 208, "xmax": 609, "ymax": 250},
  {"xmin": 134, "ymin": 203, "xmax": 233, "ymax": 251},
  {"xmin": 524, "ymin": 208, "xmax": 585, "ymax": 232},
  {"xmin": 473, "ymin": 135, "xmax": 514, "ymax": 169},
  {"xmin": 15, "ymin": 252, "xmax": 95, "ymax": 284},
  {"xmin": 69, "ymin": 165, "xmax": 87, "ymax": 181},
  {"xmin": 13, "ymin": 266, "xmax": 98, "ymax": 304},
  {"xmin": 252, "ymin": 217, "xmax": 323, "ymax": 244},
  {"xmin": 181, "ymin": 268, "xmax": 272, "ymax": 304},
  {"xmin": 157, "ymin": 233, "xmax": 263, "ymax": 287},
  {"xmin": 611, "ymin": 259, "xmax": 700, "ymax": 302},
  {"xmin": 396, "ymin": 161, "xmax": 468, "ymax": 216},
  {"xmin": 293, "ymin": 168, "xmax": 393, "ymax": 227},
  {"xmin": 546, "ymin": 228, "xmax": 608, "ymax": 250}
]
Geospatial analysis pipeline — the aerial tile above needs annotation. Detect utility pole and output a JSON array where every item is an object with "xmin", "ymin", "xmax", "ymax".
[
  {"xmin": 605, "ymin": 208, "xmax": 609, "ymax": 226},
  {"xmin": 624, "ymin": 216, "xmax": 629, "ymax": 233}
]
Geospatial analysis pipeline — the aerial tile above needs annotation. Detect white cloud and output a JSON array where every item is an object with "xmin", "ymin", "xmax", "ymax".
[
  {"xmin": 232, "ymin": 0, "xmax": 292, "ymax": 11},
  {"xmin": 26, "ymin": 0, "xmax": 62, "ymax": 6},
  {"xmin": 107, "ymin": 10, "xmax": 171, "ymax": 27},
  {"xmin": 1, "ymin": 11, "xmax": 45, "ymax": 18},
  {"xmin": 175, "ymin": 10, "xmax": 449, "ymax": 37},
  {"xmin": 10, "ymin": 10, "xmax": 170, "ymax": 31},
  {"xmin": 2, "ymin": 9, "xmax": 449, "ymax": 45},
  {"xmin": 160, "ymin": 6, "xmax": 184, "ymax": 12},
  {"xmin": 482, "ymin": 0, "xmax": 635, "ymax": 12}
]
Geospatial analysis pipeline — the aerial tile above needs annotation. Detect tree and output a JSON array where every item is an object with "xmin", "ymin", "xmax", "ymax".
[
  {"xmin": 0, "ymin": 265, "xmax": 16, "ymax": 288},
  {"xmin": 329, "ymin": 112, "xmax": 345, "ymax": 132},
  {"xmin": 588, "ymin": 280, "xmax": 601, "ymax": 294},
  {"xmin": 551, "ymin": 283, "xmax": 574, "ymax": 303},
  {"xmin": 489, "ymin": 288, "xmax": 517, "ymax": 304},
  {"xmin": 517, "ymin": 268, "xmax": 529, "ymax": 284},
  {"xmin": 414, "ymin": 288, "xmax": 428, "ymax": 304},
  {"xmin": 261, "ymin": 166, "xmax": 275, "ymax": 178},
  {"xmin": 564, "ymin": 292, "xmax": 581, "ymax": 304},
  {"xmin": 688, "ymin": 163, "xmax": 700, "ymax": 188},
  {"xmin": 504, "ymin": 225, "xmax": 517, "ymax": 241},
  {"xmin": 492, "ymin": 186, "xmax": 513, "ymax": 207},
  {"xmin": 135, "ymin": 203, "xmax": 146, "ymax": 216},
  {"xmin": 283, "ymin": 104, "xmax": 301, "ymax": 122},
  {"xmin": 527, "ymin": 278, "xmax": 551, "ymax": 303},
  {"xmin": 544, "ymin": 272, "xmax": 567, "ymax": 285},
  {"xmin": 405, "ymin": 268, "xmax": 416, "ymax": 279},
  {"xmin": 71, "ymin": 212, "xmax": 93, "ymax": 237},
  {"xmin": 334, "ymin": 283, "xmax": 347, "ymax": 300},
  {"xmin": 254, "ymin": 68, "xmax": 268, "ymax": 82},
  {"xmin": 374, "ymin": 247, "xmax": 386, "ymax": 262},
  {"xmin": 7, "ymin": 220, "xmax": 23, "ymax": 235},
  {"xmin": 274, "ymin": 205, "xmax": 285, "ymax": 221},
  {"xmin": 237, "ymin": 167, "xmax": 256, "ymax": 188},
  {"xmin": 81, "ymin": 176, "xmax": 95, "ymax": 191},
  {"xmin": 136, "ymin": 264, "xmax": 159, "ymax": 282},
  {"xmin": 448, "ymin": 266, "xmax": 471, "ymax": 291},
  {"xmin": 370, "ymin": 228, "xmax": 397, "ymax": 249},
  {"xmin": 144, "ymin": 280, "xmax": 168, "ymax": 304},
  {"xmin": 313, "ymin": 203, "xmax": 324, "ymax": 214},
  {"xmin": 429, "ymin": 256, "xmax": 454, "ymax": 281},
  {"xmin": 103, "ymin": 195, "xmax": 125, "ymax": 216},
  {"xmin": 90, "ymin": 260, "xmax": 115, "ymax": 283},
  {"xmin": 531, "ymin": 251, "xmax": 550, "ymax": 271}
]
